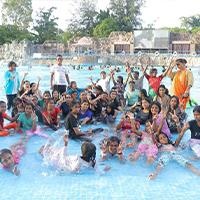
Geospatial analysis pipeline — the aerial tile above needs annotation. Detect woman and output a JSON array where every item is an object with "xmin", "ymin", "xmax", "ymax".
[
  {"xmin": 4, "ymin": 61, "xmax": 20, "ymax": 110},
  {"xmin": 167, "ymin": 58, "xmax": 194, "ymax": 110}
]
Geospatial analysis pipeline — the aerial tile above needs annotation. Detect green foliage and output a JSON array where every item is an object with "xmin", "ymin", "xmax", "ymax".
[
  {"xmin": 33, "ymin": 7, "xmax": 59, "ymax": 44},
  {"xmin": 1, "ymin": 0, "xmax": 33, "ymax": 30},
  {"xmin": 96, "ymin": 9, "xmax": 111, "ymax": 25},
  {"xmin": 93, "ymin": 17, "xmax": 120, "ymax": 38},
  {"xmin": 191, "ymin": 27, "xmax": 200, "ymax": 34},
  {"xmin": 0, "ymin": 24, "xmax": 35, "ymax": 45},
  {"xmin": 180, "ymin": 15, "xmax": 200, "ymax": 31},
  {"xmin": 109, "ymin": 0, "xmax": 144, "ymax": 32},
  {"xmin": 159, "ymin": 27, "xmax": 188, "ymax": 33}
]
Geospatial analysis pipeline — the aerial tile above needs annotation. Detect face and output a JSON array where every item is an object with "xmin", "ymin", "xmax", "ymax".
[
  {"xmin": 145, "ymin": 121, "xmax": 152, "ymax": 133},
  {"xmin": 65, "ymin": 95, "xmax": 72, "ymax": 104},
  {"xmin": 80, "ymin": 92, "xmax": 87, "ymax": 100},
  {"xmin": 102, "ymin": 94, "xmax": 107, "ymax": 100},
  {"xmin": 16, "ymin": 101, "xmax": 22, "ymax": 108},
  {"xmin": 106, "ymin": 106, "xmax": 112, "ymax": 113},
  {"xmin": 24, "ymin": 82, "xmax": 30, "ymax": 90},
  {"xmin": 25, "ymin": 105, "xmax": 33, "ymax": 115},
  {"xmin": 129, "ymin": 83, "xmax": 134, "ymax": 89},
  {"xmin": 18, "ymin": 106, "xmax": 24, "ymax": 113},
  {"xmin": 176, "ymin": 61, "xmax": 185, "ymax": 70},
  {"xmin": 81, "ymin": 102, "xmax": 89, "ymax": 110},
  {"xmin": 110, "ymin": 92, "xmax": 117, "ymax": 100},
  {"xmin": 138, "ymin": 91, "xmax": 142, "ymax": 97},
  {"xmin": 126, "ymin": 116, "xmax": 131, "ymax": 122},
  {"xmin": 44, "ymin": 93, "xmax": 51, "ymax": 99},
  {"xmin": 142, "ymin": 100, "xmax": 150, "ymax": 109},
  {"xmin": 170, "ymin": 97, "xmax": 177, "ymax": 108},
  {"xmin": 194, "ymin": 111, "xmax": 200, "ymax": 122},
  {"xmin": 0, "ymin": 103, "xmax": 6, "ymax": 113},
  {"xmin": 71, "ymin": 103, "xmax": 80, "ymax": 114},
  {"xmin": 100, "ymin": 73, "xmax": 106, "ymax": 79},
  {"xmin": 159, "ymin": 87, "xmax": 165, "ymax": 97},
  {"xmin": 56, "ymin": 56, "xmax": 63, "ymax": 65},
  {"xmin": 158, "ymin": 133, "xmax": 169, "ymax": 145},
  {"xmin": 72, "ymin": 82, "xmax": 77, "ymax": 89},
  {"xmin": 9, "ymin": 64, "xmax": 16, "ymax": 71},
  {"xmin": 151, "ymin": 70, "xmax": 157, "ymax": 77},
  {"xmin": 72, "ymin": 93, "xmax": 78, "ymax": 100},
  {"xmin": 31, "ymin": 83, "xmax": 36, "ymax": 90},
  {"xmin": 47, "ymin": 100, "xmax": 55, "ymax": 109},
  {"xmin": 116, "ymin": 77, "xmax": 122, "ymax": 83},
  {"xmin": 31, "ymin": 97, "xmax": 38, "ymax": 105},
  {"xmin": 53, "ymin": 91, "xmax": 59, "ymax": 98},
  {"xmin": 108, "ymin": 141, "xmax": 119, "ymax": 154},
  {"xmin": 151, "ymin": 104, "xmax": 160, "ymax": 115},
  {"xmin": 133, "ymin": 72, "xmax": 139, "ymax": 80},
  {"xmin": 1, "ymin": 153, "xmax": 14, "ymax": 168}
]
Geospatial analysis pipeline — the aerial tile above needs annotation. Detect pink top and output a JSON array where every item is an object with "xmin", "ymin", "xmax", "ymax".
[{"xmin": 140, "ymin": 131, "xmax": 154, "ymax": 145}]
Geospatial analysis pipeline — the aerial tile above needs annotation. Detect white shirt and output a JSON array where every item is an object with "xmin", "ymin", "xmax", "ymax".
[
  {"xmin": 97, "ymin": 77, "xmax": 110, "ymax": 94},
  {"xmin": 50, "ymin": 64, "xmax": 68, "ymax": 85}
]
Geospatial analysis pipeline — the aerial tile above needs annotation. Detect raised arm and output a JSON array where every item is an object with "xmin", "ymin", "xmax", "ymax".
[
  {"xmin": 162, "ymin": 58, "xmax": 173, "ymax": 77},
  {"xmin": 111, "ymin": 73, "xmax": 117, "ymax": 86},
  {"xmin": 124, "ymin": 70, "xmax": 131, "ymax": 86},
  {"xmin": 19, "ymin": 73, "xmax": 28, "ymax": 91},
  {"xmin": 32, "ymin": 76, "xmax": 41, "ymax": 93},
  {"xmin": 167, "ymin": 59, "xmax": 176, "ymax": 77},
  {"xmin": 89, "ymin": 76, "xmax": 96, "ymax": 89}
]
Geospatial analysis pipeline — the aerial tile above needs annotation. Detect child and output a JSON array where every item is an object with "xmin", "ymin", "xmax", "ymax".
[
  {"xmin": 187, "ymin": 106, "xmax": 200, "ymax": 160},
  {"xmin": 80, "ymin": 100, "xmax": 92, "ymax": 125},
  {"xmin": 100, "ymin": 103, "xmax": 117, "ymax": 127},
  {"xmin": 67, "ymin": 81, "xmax": 84, "ymax": 101},
  {"xmin": 58, "ymin": 93, "xmax": 72, "ymax": 119},
  {"xmin": 52, "ymin": 90, "xmax": 60, "ymax": 105},
  {"xmin": 99, "ymin": 136, "xmax": 126, "ymax": 163},
  {"xmin": 0, "ymin": 101, "xmax": 22, "ymax": 136},
  {"xmin": 0, "ymin": 136, "xmax": 28, "ymax": 175},
  {"xmin": 129, "ymin": 118, "xmax": 158, "ymax": 166},
  {"xmin": 124, "ymin": 81, "xmax": 139, "ymax": 106},
  {"xmin": 11, "ymin": 97, "xmax": 23, "ymax": 118},
  {"xmin": 41, "ymin": 134, "xmax": 111, "ymax": 174},
  {"xmin": 116, "ymin": 111, "xmax": 140, "ymax": 147},
  {"xmin": 108, "ymin": 90, "xmax": 123, "ymax": 112},
  {"xmin": 148, "ymin": 123, "xmax": 200, "ymax": 179}
]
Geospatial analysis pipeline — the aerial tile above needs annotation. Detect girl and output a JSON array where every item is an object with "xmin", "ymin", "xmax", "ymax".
[
  {"xmin": 186, "ymin": 106, "xmax": 200, "ymax": 160},
  {"xmin": 129, "ymin": 118, "xmax": 158, "ymax": 166},
  {"xmin": 148, "ymin": 123, "xmax": 200, "ymax": 179},
  {"xmin": 30, "ymin": 82, "xmax": 43, "ymax": 100},
  {"xmin": 0, "ymin": 101, "xmax": 22, "ymax": 136},
  {"xmin": 65, "ymin": 100, "xmax": 93, "ymax": 140},
  {"xmin": 135, "ymin": 98, "xmax": 151, "ymax": 124},
  {"xmin": 41, "ymin": 134, "xmax": 111, "ymax": 174},
  {"xmin": 38, "ymin": 91, "xmax": 51, "ymax": 111},
  {"xmin": 108, "ymin": 90, "xmax": 123, "ymax": 112},
  {"xmin": 80, "ymin": 100, "xmax": 92, "ymax": 125},
  {"xmin": 67, "ymin": 81, "xmax": 84, "ymax": 101},
  {"xmin": 153, "ymin": 85, "xmax": 170, "ymax": 112},
  {"xmin": 0, "ymin": 136, "xmax": 28, "ymax": 175},
  {"xmin": 100, "ymin": 103, "xmax": 117, "ymax": 127},
  {"xmin": 150, "ymin": 101, "xmax": 171, "ymax": 138},
  {"xmin": 52, "ymin": 90, "xmax": 60, "ymax": 105},
  {"xmin": 11, "ymin": 97, "xmax": 23, "ymax": 118},
  {"xmin": 116, "ymin": 111, "xmax": 140, "ymax": 147},
  {"xmin": 166, "ymin": 95, "xmax": 187, "ymax": 133},
  {"xmin": 99, "ymin": 136, "xmax": 126, "ymax": 164},
  {"xmin": 43, "ymin": 98, "xmax": 61, "ymax": 131},
  {"xmin": 4, "ymin": 61, "xmax": 20, "ymax": 110}
]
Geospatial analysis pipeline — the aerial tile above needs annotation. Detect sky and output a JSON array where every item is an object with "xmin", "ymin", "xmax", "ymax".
[{"xmin": 0, "ymin": 0, "xmax": 200, "ymax": 30}]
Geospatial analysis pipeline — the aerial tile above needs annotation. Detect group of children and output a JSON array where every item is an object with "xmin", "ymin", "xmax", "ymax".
[{"xmin": 1, "ymin": 57, "xmax": 200, "ymax": 180}]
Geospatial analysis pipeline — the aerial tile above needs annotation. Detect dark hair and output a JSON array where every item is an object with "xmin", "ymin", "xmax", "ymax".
[
  {"xmin": 133, "ymin": 71, "xmax": 139, "ymax": 76},
  {"xmin": 71, "ymin": 91, "xmax": 78, "ymax": 95},
  {"xmin": 23, "ymin": 80, "xmax": 30, "ymax": 85},
  {"xmin": 25, "ymin": 102, "xmax": 35, "ymax": 110},
  {"xmin": 43, "ymin": 91, "xmax": 51, "ymax": 98},
  {"xmin": 106, "ymin": 103, "xmax": 115, "ymax": 115},
  {"xmin": 30, "ymin": 82, "xmax": 36, "ymax": 88},
  {"xmin": 81, "ymin": 142, "xmax": 96, "ymax": 168},
  {"xmin": 0, "ymin": 149, "xmax": 12, "ymax": 163},
  {"xmin": 8, "ymin": 61, "xmax": 17, "ymax": 68},
  {"xmin": 0, "ymin": 101, "xmax": 6, "ymax": 127},
  {"xmin": 125, "ymin": 110, "xmax": 135, "ymax": 118},
  {"xmin": 140, "ymin": 89, "xmax": 148, "ymax": 98},
  {"xmin": 145, "ymin": 119, "xmax": 153, "ymax": 125},
  {"xmin": 68, "ymin": 81, "xmax": 76, "ymax": 90},
  {"xmin": 117, "ymin": 76, "xmax": 123, "ymax": 83},
  {"xmin": 157, "ymin": 132, "xmax": 173, "ymax": 145},
  {"xmin": 193, "ymin": 106, "xmax": 200, "ymax": 114},
  {"xmin": 149, "ymin": 101, "xmax": 161, "ymax": 118},
  {"xmin": 175, "ymin": 58, "xmax": 187, "ymax": 64},
  {"xmin": 157, "ymin": 84, "xmax": 166, "ymax": 96},
  {"xmin": 44, "ymin": 98, "xmax": 55, "ymax": 110},
  {"xmin": 70, "ymin": 100, "xmax": 80, "ymax": 109},
  {"xmin": 57, "ymin": 54, "xmax": 62, "ymax": 58},
  {"xmin": 110, "ymin": 90, "xmax": 117, "ymax": 96},
  {"xmin": 152, "ymin": 68, "xmax": 157, "ymax": 72},
  {"xmin": 81, "ymin": 99, "xmax": 89, "ymax": 105},
  {"xmin": 129, "ymin": 81, "xmax": 135, "ymax": 84},
  {"xmin": 13, "ymin": 98, "xmax": 22, "ymax": 107},
  {"xmin": 107, "ymin": 136, "xmax": 121, "ymax": 146},
  {"xmin": 52, "ymin": 89, "xmax": 59, "ymax": 97},
  {"xmin": 100, "ymin": 71, "xmax": 106, "ymax": 75},
  {"xmin": 95, "ymin": 85, "xmax": 103, "ymax": 93},
  {"xmin": 141, "ymin": 98, "xmax": 151, "ymax": 109},
  {"xmin": 169, "ymin": 95, "xmax": 179, "ymax": 111}
]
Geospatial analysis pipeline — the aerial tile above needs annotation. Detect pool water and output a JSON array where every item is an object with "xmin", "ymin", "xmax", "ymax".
[{"xmin": 0, "ymin": 65, "xmax": 200, "ymax": 199}]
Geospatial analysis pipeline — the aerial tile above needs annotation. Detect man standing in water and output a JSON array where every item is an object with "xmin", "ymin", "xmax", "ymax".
[{"xmin": 50, "ymin": 54, "xmax": 70, "ymax": 96}]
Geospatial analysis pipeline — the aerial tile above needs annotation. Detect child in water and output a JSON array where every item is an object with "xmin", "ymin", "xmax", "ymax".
[
  {"xmin": 0, "ymin": 136, "xmax": 28, "ymax": 175},
  {"xmin": 40, "ymin": 134, "xmax": 111, "ymax": 174},
  {"xmin": 148, "ymin": 123, "xmax": 200, "ymax": 179}
]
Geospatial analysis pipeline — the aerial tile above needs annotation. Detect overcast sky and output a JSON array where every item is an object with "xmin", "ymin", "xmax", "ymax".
[{"xmin": 1, "ymin": 0, "xmax": 200, "ymax": 30}]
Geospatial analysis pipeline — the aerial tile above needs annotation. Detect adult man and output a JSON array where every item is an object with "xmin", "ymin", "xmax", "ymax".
[{"xmin": 50, "ymin": 54, "xmax": 70, "ymax": 96}]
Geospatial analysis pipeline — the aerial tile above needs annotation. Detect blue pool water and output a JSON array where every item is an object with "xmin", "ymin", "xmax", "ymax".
[{"xmin": 0, "ymin": 65, "xmax": 200, "ymax": 199}]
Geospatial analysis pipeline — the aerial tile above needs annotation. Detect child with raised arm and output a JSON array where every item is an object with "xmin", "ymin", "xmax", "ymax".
[
  {"xmin": 128, "ymin": 117, "xmax": 158, "ymax": 166},
  {"xmin": 0, "ymin": 136, "xmax": 28, "ymax": 176},
  {"xmin": 148, "ymin": 123, "xmax": 200, "ymax": 179}
]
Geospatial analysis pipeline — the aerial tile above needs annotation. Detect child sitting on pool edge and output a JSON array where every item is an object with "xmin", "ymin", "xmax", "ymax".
[{"xmin": 0, "ymin": 136, "xmax": 28, "ymax": 176}]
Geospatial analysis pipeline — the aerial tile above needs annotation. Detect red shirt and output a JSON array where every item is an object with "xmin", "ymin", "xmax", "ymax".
[
  {"xmin": 0, "ymin": 113, "xmax": 7, "ymax": 127},
  {"xmin": 43, "ymin": 107, "xmax": 60, "ymax": 125},
  {"xmin": 146, "ymin": 74, "xmax": 163, "ymax": 93}
]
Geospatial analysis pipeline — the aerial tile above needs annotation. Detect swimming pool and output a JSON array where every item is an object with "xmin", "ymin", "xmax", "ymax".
[{"xmin": 0, "ymin": 64, "xmax": 200, "ymax": 199}]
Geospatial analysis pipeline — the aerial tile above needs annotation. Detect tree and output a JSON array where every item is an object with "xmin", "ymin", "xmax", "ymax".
[
  {"xmin": 93, "ymin": 17, "xmax": 120, "ymax": 38},
  {"xmin": 96, "ymin": 9, "xmax": 111, "ymax": 25},
  {"xmin": 0, "ymin": 24, "xmax": 35, "ymax": 45},
  {"xmin": 109, "ymin": 0, "xmax": 145, "ymax": 32},
  {"xmin": 180, "ymin": 15, "xmax": 200, "ymax": 31},
  {"xmin": 68, "ymin": 0, "xmax": 98, "ymax": 37},
  {"xmin": 33, "ymin": 7, "xmax": 59, "ymax": 44},
  {"xmin": 1, "ymin": 0, "xmax": 33, "ymax": 30},
  {"xmin": 159, "ymin": 27, "xmax": 188, "ymax": 33}
]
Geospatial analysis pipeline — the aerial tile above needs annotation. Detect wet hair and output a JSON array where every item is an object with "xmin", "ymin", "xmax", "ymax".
[
  {"xmin": 70, "ymin": 100, "xmax": 80, "ymax": 109},
  {"xmin": 68, "ymin": 81, "xmax": 76, "ymax": 90},
  {"xmin": 117, "ymin": 76, "xmax": 123, "ymax": 83},
  {"xmin": 107, "ymin": 136, "xmax": 121, "ymax": 146},
  {"xmin": 157, "ymin": 132, "xmax": 173, "ymax": 145},
  {"xmin": 139, "ymin": 89, "xmax": 148, "ymax": 98},
  {"xmin": 175, "ymin": 58, "xmax": 187, "ymax": 64},
  {"xmin": 0, "ymin": 101, "xmax": 6, "ymax": 127},
  {"xmin": 106, "ymin": 103, "xmax": 115, "ymax": 115},
  {"xmin": 81, "ymin": 142, "xmax": 96, "ymax": 168},
  {"xmin": 25, "ymin": 102, "xmax": 35, "ymax": 110},
  {"xmin": 193, "ymin": 106, "xmax": 200, "ymax": 114},
  {"xmin": 8, "ymin": 61, "xmax": 17, "ymax": 68},
  {"xmin": 133, "ymin": 71, "xmax": 139, "ymax": 76},
  {"xmin": 0, "ymin": 149, "xmax": 12, "ymax": 163},
  {"xmin": 149, "ymin": 101, "xmax": 161, "ymax": 118},
  {"xmin": 157, "ymin": 84, "xmax": 166, "ymax": 96}
]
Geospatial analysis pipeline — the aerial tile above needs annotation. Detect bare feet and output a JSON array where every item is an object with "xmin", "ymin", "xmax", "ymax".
[
  {"xmin": 126, "ymin": 142, "xmax": 135, "ymax": 148},
  {"xmin": 128, "ymin": 153, "xmax": 136, "ymax": 164},
  {"xmin": 188, "ymin": 155, "xmax": 197, "ymax": 161},
  {"xmin": 148, "ymin": 173, "xmax": 155, "ymax": 180}
]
